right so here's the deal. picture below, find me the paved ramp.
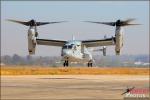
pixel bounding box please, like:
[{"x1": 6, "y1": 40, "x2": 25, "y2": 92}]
[{"x1": 1, "y1": 75, "x2": 149, "y2": 99}]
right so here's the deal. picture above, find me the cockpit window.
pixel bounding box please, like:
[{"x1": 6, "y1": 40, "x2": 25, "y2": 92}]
[
  {"x1": 68, "y1": 45, "x2": 73, "y2": 49},
  {"x1": 63, "y1": 45, "x2": 67, "y2": 49},
  {"x1": 63, "y1": 45, "x2": 73, "y2": 49}
]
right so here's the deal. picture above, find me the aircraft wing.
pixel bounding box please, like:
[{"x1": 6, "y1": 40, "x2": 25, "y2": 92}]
[
  {"x1": 82, "y1": 37, "x2": 116, "y2": 47},
  {"x1": 36, "y1": 39, "x2": 66, "y2": 47}
]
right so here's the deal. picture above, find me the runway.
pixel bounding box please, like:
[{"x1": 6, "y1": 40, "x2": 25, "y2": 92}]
[{"x1": 1, "y1": 75, "x2": 149, "y2": 100}]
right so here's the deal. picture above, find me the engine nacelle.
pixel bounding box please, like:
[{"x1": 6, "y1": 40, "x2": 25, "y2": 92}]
[
  {"x1": 115, "y1": 26, "x2": 123, "y2": 55},
  {"x1": 28, "y1": 28, "x2": 37, "y2": 55}
]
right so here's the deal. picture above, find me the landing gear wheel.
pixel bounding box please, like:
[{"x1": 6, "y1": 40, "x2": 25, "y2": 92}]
[
  {"x1": 87, "y1": 61, "x2": 93, "y2": 67},
  {"x1": 63, "y1": 62, "x2": 66, "y2": 67},
  {"x1": 90, "y1": 63, "x2": 93, "y2": 67},
  {"x1": 63, "y1": 61, "x2": 69, "y2": 67},
  {"x1": 66, "y1": 61, "x2": 69, "y2": 67},
  {"x1": 88, "y1": 63, "x2": 89, "y2": 67}
]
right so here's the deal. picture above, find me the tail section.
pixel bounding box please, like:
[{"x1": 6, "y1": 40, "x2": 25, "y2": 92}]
[{"x1": 72, "y1": 35, "x2": 75, "y2": 41}]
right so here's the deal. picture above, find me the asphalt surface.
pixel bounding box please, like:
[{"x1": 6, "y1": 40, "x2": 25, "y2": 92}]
[{"x1": 1, "y1": 75, "x2": 149, "y2": 100}]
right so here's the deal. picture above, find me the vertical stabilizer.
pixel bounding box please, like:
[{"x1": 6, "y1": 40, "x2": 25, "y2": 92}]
[{"x1": 72, "y1": 35, "x2": 75, "y2": 40}]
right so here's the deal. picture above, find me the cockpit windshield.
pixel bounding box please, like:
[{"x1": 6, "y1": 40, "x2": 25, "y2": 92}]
[
  {"x1": 68, "y1": 45, "x2": 73, "y2": 49},
  {"x1": 62, "y1": 45, "x2": 67, "y2": 49},
  {"x1": 63, "y1": 45, "x2": 73, "y2": 49}
]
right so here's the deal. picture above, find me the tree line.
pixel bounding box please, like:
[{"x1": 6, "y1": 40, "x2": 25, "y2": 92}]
[{"x1": 1, "y1": 54, "x2": 149, "y2": 67}]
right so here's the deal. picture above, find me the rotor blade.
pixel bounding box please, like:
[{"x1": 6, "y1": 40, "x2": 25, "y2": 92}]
[
  {"x1": 36, "y1": 22, "x2": 50, "y2": 26},
  {"x1": 121, "y1": 18, "x2": 140, "y2": 26},
  {"x1": 124, "y1": 18, "x2": 136, "y2": 23},
  {"x1": 36, "y1": 21, "x2": 67, "y2": 26},
  {"x1": 6, "y1": 19, "x2": 29, "y2": 26},
  {"x1": 49, "y1": 21, "x2": 67, "y2": 24},
  {"x1": 84, "y1": 21, "x2": 116, "y2": 26},
  {"x1": 123, "y1": 23, "x2": 141, "y2": 26}
]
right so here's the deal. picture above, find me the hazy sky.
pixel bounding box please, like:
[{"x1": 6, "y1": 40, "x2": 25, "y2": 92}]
[{"x1": 1, "y1": 1, "x2": 149, "y2": 56}]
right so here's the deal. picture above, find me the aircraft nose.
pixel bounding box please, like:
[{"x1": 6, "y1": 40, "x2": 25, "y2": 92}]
[{"x1": 63, "y1": 50, "x2": 71, "y2": 57}]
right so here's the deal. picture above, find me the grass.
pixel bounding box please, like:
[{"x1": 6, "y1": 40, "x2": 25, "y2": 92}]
[{"x1": 1, "y1": 66, "x2": 149, "y2": 75}]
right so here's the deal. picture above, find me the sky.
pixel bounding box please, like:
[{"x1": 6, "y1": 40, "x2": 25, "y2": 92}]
[{"x1": 1, "y1": 1, "x2": 149, "y2": 56}]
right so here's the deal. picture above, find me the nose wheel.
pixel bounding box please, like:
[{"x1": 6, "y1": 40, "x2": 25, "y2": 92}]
[
  {"x1": 87, "y1": 60, "x2": 93, "y2": 67},
  {"x1": 63, "y1": 60, "x2": 69, "y2": 67}
]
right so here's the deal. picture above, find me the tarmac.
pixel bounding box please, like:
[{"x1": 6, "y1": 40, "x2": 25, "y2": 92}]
[{"x1": 1, "y1": 75, "x2": 149, "y2": 100}]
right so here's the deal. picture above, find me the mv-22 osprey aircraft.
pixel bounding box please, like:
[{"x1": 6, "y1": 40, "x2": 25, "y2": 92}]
[{"x1": 7, "y1": 19, "x2": 140, "y2": 67}]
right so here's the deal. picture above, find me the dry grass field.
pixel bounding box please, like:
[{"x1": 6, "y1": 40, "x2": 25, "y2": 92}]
[{"x1": 1, "y1": 66, "x2": 149, "y2": 75}]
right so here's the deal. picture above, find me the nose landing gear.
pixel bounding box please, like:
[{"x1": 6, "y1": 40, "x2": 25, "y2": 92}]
[
  {"x1": 87, "y1": 60, "x2": 93, "y2": 67},
  {"x1": 63, "y1": 60, "x2": 69, "y2": 67}
]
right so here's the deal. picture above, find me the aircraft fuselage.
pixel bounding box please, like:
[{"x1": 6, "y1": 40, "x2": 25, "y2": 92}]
[{"x1": 61, "y1": 40, "x2": 92, "y2": 64}]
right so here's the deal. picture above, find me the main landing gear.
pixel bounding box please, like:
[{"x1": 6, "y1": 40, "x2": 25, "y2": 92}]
[
  {"x1": 63, "y1": 60, "x2": 69, "y2": 67},
  {"x1": 87, "y1": 60, "x2": 93, "y2": 67}
]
